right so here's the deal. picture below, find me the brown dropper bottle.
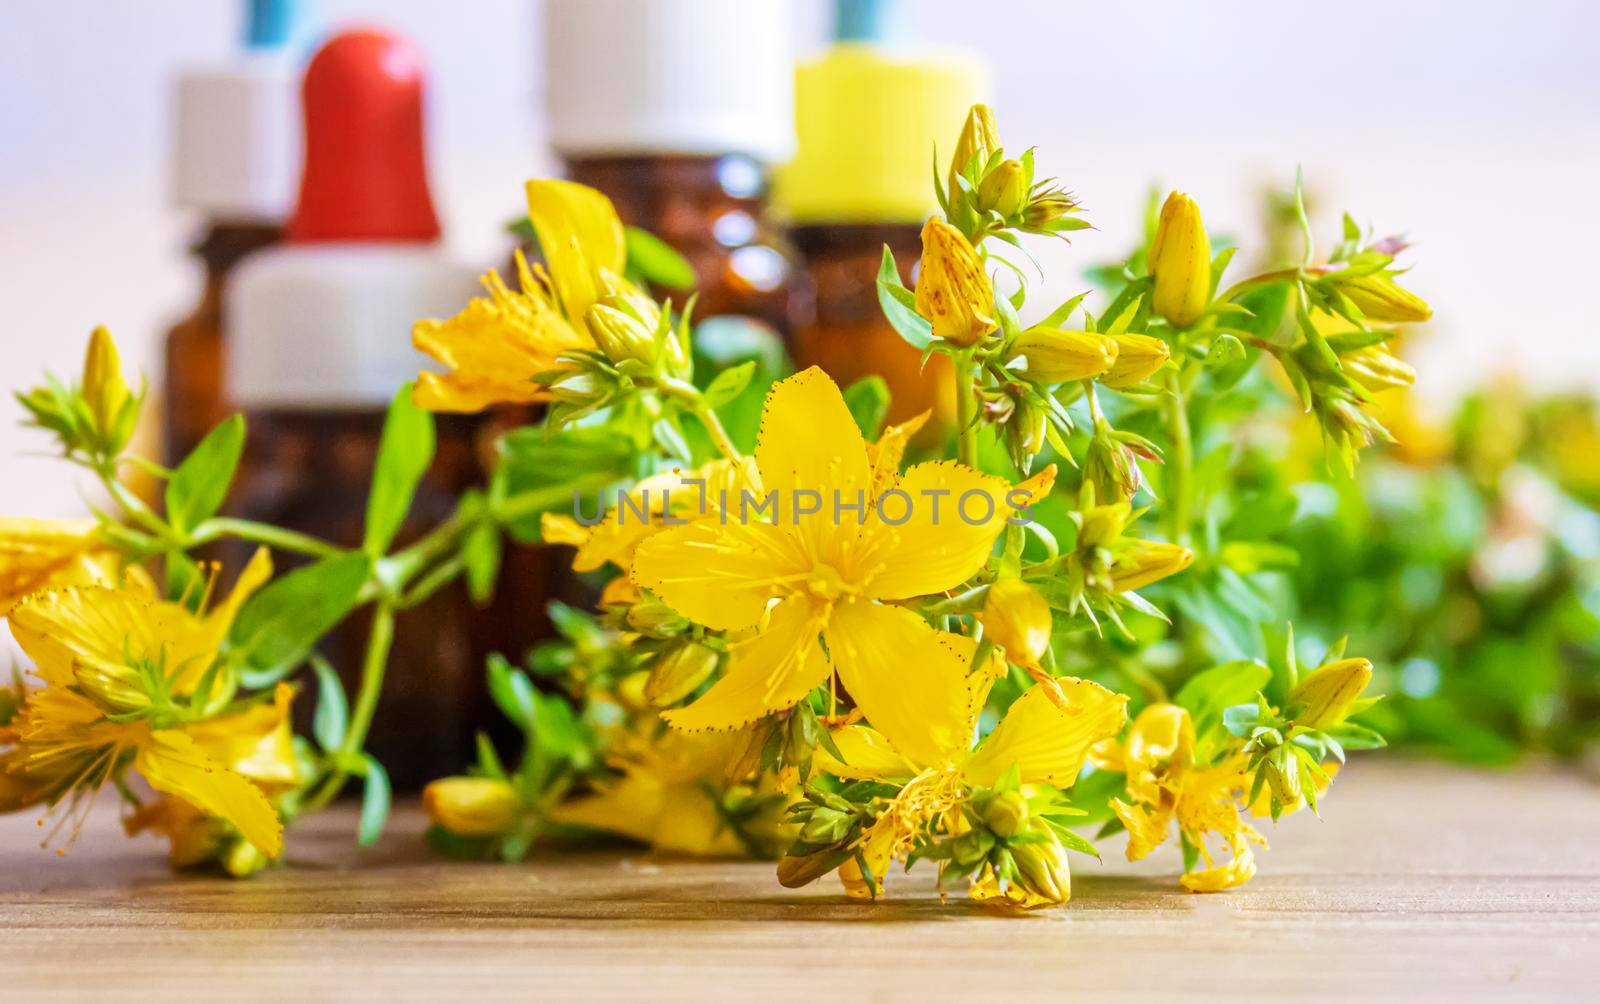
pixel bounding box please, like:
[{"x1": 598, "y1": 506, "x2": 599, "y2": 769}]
[
  {"x1": 223, "y1": 30, "x2": 486, "y2": 792},
  {"x1": 775, "y1": 2, "x2": 987, "y2": 430},
  {"x1": 162, "y1": 36, "x2": 301, "y2": 465},
  {"x1": 542, "y1": 0, "x2": 800, "y2": 339}
]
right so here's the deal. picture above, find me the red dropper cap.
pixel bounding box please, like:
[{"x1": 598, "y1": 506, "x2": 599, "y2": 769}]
[{"x1": 287, "y1": 29, "x2": 440, "y2": 242}]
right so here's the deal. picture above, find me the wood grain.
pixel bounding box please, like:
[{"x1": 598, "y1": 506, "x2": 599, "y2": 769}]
[{"x1": 0, "y1": 760, "x2": 1595, "y2": 1001}]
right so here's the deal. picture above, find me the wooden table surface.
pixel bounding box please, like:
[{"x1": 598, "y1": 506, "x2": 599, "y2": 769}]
[{"x1": 0, "y1": 760, "x2": 1595, "y2": 1001}]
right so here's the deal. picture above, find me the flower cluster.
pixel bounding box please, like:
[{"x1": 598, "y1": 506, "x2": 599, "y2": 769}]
[{"x1": 1, "y1": 103, "x2": 1428, "y2": 908}]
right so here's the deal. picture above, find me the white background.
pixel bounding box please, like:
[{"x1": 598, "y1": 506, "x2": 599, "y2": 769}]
[{"x1": 1, "y1": 0, "x2": 1597, "y2": 518}]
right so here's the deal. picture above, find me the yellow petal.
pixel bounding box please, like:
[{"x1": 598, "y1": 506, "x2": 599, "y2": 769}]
[
  {"x1": 184, "y1": 683, "x2": 300, "y2": 789},
  {"x1": 1111, "y1": 797, "x2": 1171, "y2": 861},
  {"x1": 1180, "y1": 836, "x2": 1258, "y2": 892},
  {"x1": 137, "y1": 730, "x2": 282, "y2": 858},
  {"x1": 411, "y1": 256, "x2": 589, "y2": 414},
  {"x1": 752, "y1": 367, "x2": 874, "y2": 566},
  {"x1": 0, "y1": 517, "x2": 111, "y2": 617},
  {"x1": 1121, "y1": 703, "x2": 1196, "y2": 806},
  {"x1": 661, "y1": 596, "x2": 831, "y2": 731},
  {"x1": 867, "y1": 411, "x2": 931, "y2": 497},
  {"x1": 964, "y1": 678, "x2": 1129, "y2": 788},
  {"x1": 857, "y1": 461, "x2": 1018, "y2": 600},
  {"x1": 812, "y1": 725, "x2": 919, "y2": 781},
  {"x1": 8, "y1": 586, "x2": 188, "y2": 693},
  {"x1": 525, "y1": 179, "x2": 626, "y2": 326},
  {"x1": 823, "y1": 601, "x2": 976, "y2": 768},
  {"x1": 631, "y1": 519, "x2": 807, "y2": 632}
]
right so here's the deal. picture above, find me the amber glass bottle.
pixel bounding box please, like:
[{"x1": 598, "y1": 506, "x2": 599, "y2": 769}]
[
  {"x1": 789, "y1": 223, "x2": 948, "y2": 426},
  {"x1": 223, "y1": 413, "x2": 483, "y2": 791},
  {"x1": 774, "y1": 12, "x2": 985, "y2": 431},
  {"x1": 566, "y1": 155, "x2": 798, "y2": 338},
  {"x1": 163, "y1": 222, "x2": 280, "y2": 465}
]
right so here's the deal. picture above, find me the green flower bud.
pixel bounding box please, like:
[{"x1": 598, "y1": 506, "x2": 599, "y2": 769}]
[
  {"x1": 1011, "y1": 838, "x2": 1072, "y2": 904},
  {"x1": 625, "y1": 598, "x2": 689, "y2": 638},
  {"x1": 977, "y1": 158, "x2": 1029, "y2": 218},
  {"x1": 982, "y1": 790, "x2": 1030, "y2": 838},
  {"x1": 644, "y1": 642, "x2": 720, "y2": 707}
]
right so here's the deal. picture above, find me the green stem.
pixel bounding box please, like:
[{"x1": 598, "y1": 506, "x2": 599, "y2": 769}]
[
  {"x1": 1164, "y1": 366, "x2": 1194, "y2": 545},
  {"x1": 955, "y1": 350, "x2": 979, "y2": 467},
  {"x1": 190, "y1": 517, "x2": 344, "y2": 559},
  {"x1": 301, "y1": 602, "x2": 395, "y2": 812},
  {"x1": 694, "y1": 403, "x2": 742, "y2": 462}
]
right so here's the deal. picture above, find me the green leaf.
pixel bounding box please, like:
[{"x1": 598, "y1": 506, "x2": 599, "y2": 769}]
[
  {"x1": 496, "y1": 427, "x2": 635, "y2": 543},
  {"x1": 165, "y1": 414, "x2": 244, "y2": 534},
  {"x1": 1175, "y1": 661, "x2": 1272, "y2": 745},
  {"x1": 462, "y1": 519, "x2": 502, "y2": 607},
  {"x1": 357, "y1": 755, "x2": 391, "y2": 847},
  {"x1": 487, "y1": 653, "x2": 536, "y2": 730},
  {"x1": 310, "y1": 655, "x2": 348, "y2": 752},
  {"x1": 230, "y1": 552, "x2": 372, "y2": 686},
  {"x1": 841, "y1": 376, "x2": 891, "y2": 438},
  {"x1": 702, "y1": 360, "x2": 756, "y2": 409},
  {"x1": 364, "y1": 385, "x2": 436, "y2": 555},
  {"x1": 625, "y1": 225, "x2": 696, "y2": 290},
  {"x1": 1038, "y1": 291, "x2": 1090, "y2": 330},
  {"x1": 875, "y1": 245, "x2": 934, "y2": 350}
]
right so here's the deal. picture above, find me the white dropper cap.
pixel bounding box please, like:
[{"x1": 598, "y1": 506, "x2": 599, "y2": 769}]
[
  {"x1": 170, "y1": 1, "x2": 305, "y2": 220},
  {"x1": 543, "y1": 0, "x2": 795, "y2": 162}
]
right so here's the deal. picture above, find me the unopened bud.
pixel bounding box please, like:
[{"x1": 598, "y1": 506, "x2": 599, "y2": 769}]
[
  {"x1": 422, "y1": 776, "x2": 521, "y2": 837},
  {"x1": 1110, "y1": 540, "x2": 1194, "y2": 592},
  {"x1": 82, "y1": 325, "x2": 133, "y2": 452},
  {"x1": 1011, "y1": 838, "x2": 1072, "y2": 904},
  {"x1": 643, "y1": 642, "x2": 720, "y2": 707},
  {"x1": 1084, "y1": 431, "x2": 1143, "y2": 504},
  {"x1": 1101, "y1": 334, "x2": 1171, "y2": 388},
  {"x1": 981, "y1": 790, "x2": 1029, "y2": 838},
  {"x1": 977, "y1": 158, "x2": 1029, "y2": 218},
  {"x1": 625, "y1": 599, "x2": 689, "y2": 638},
  {"x1": 549, "y1": 372, "x2": 603, "y2": 405},
  {"x1": 948, "y1": 104, "x2": 1000, "y2": 198},
  {"x1": 1341, "y1": 345, "x2": 1416, "y2": 394},
  {"x1": 1288, "y1": 657, "x2": 1373, "y2": 729},
  {"x1": 980, "y1": 578, "x2": 1052, "y2": 669},
  {"x1": 915, "y1": 218, "x2": 997, "y2": 347},
  {"x1": 1338, "y1": 274, "x2": 1431, "y2": 323},
  {"x1": 586, "y1": 303, "x2": 658, "y2": 365},
  {"x1": 1149, "y1": 191, "x2": 1211, "y2": 329},
  {"x1": 1011, "y1": 328, "x2": 1118, "y2": 383}
]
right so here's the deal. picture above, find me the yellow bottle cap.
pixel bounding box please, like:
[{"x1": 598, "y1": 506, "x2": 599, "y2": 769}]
[{"x1": 774, "y1": 44, "x2": 987, "y2": 225}]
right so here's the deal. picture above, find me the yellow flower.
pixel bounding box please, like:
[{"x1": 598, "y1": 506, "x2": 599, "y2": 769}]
[
  {"x1": 412, "y1": 179, "x2": 628, "y2": 413},
  {"x1": 1148, "y1": 191, "x2": 1212, "y2": 329},
  {"x1": 948, "y1": 104, "x2": 1000, "y2": 199},
  {"x1": 124, "y1": 683, "x2": 299, "y2": 871},
  {"x1": 1288, "y1": 657, "x2": 1373, "y2": 729},
  {"x1": 1101, "y1": 334, "x2": 1172, "y2": 388},
  {"x1": 541, "y1": 458, "x2": 757, "y2": 606},
  {"x1": 423, "y1": 776, "x2": 522, "y2": 837},
  {"x1": 552, "y1": 729, "x2": 785, "y2": 857},
  {"x1": 4, "y1": 550, "x2": 284, "y2": 858},
  {"x1": 1338, "y1": 273, "x2": 1431, "y2": 323},
  {"x1": 915, "y1": 218, "x2": 996, "y2": 347},
  {"x1": 1093, "y1": 704, "x2": 1263, "y2": 892},
  {"x1": 632, "y1": 367, "x2": 1054, "y2": 759},
  {"x1": 1009, "y1": 328, "x2": 1118, "y2": 383},
  {"x1": 815, "y1": 675, "x2": 1127, "y2": 902},
  {"x1": 0, "y1": 517, "x2": 115, "y2": 617}
]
